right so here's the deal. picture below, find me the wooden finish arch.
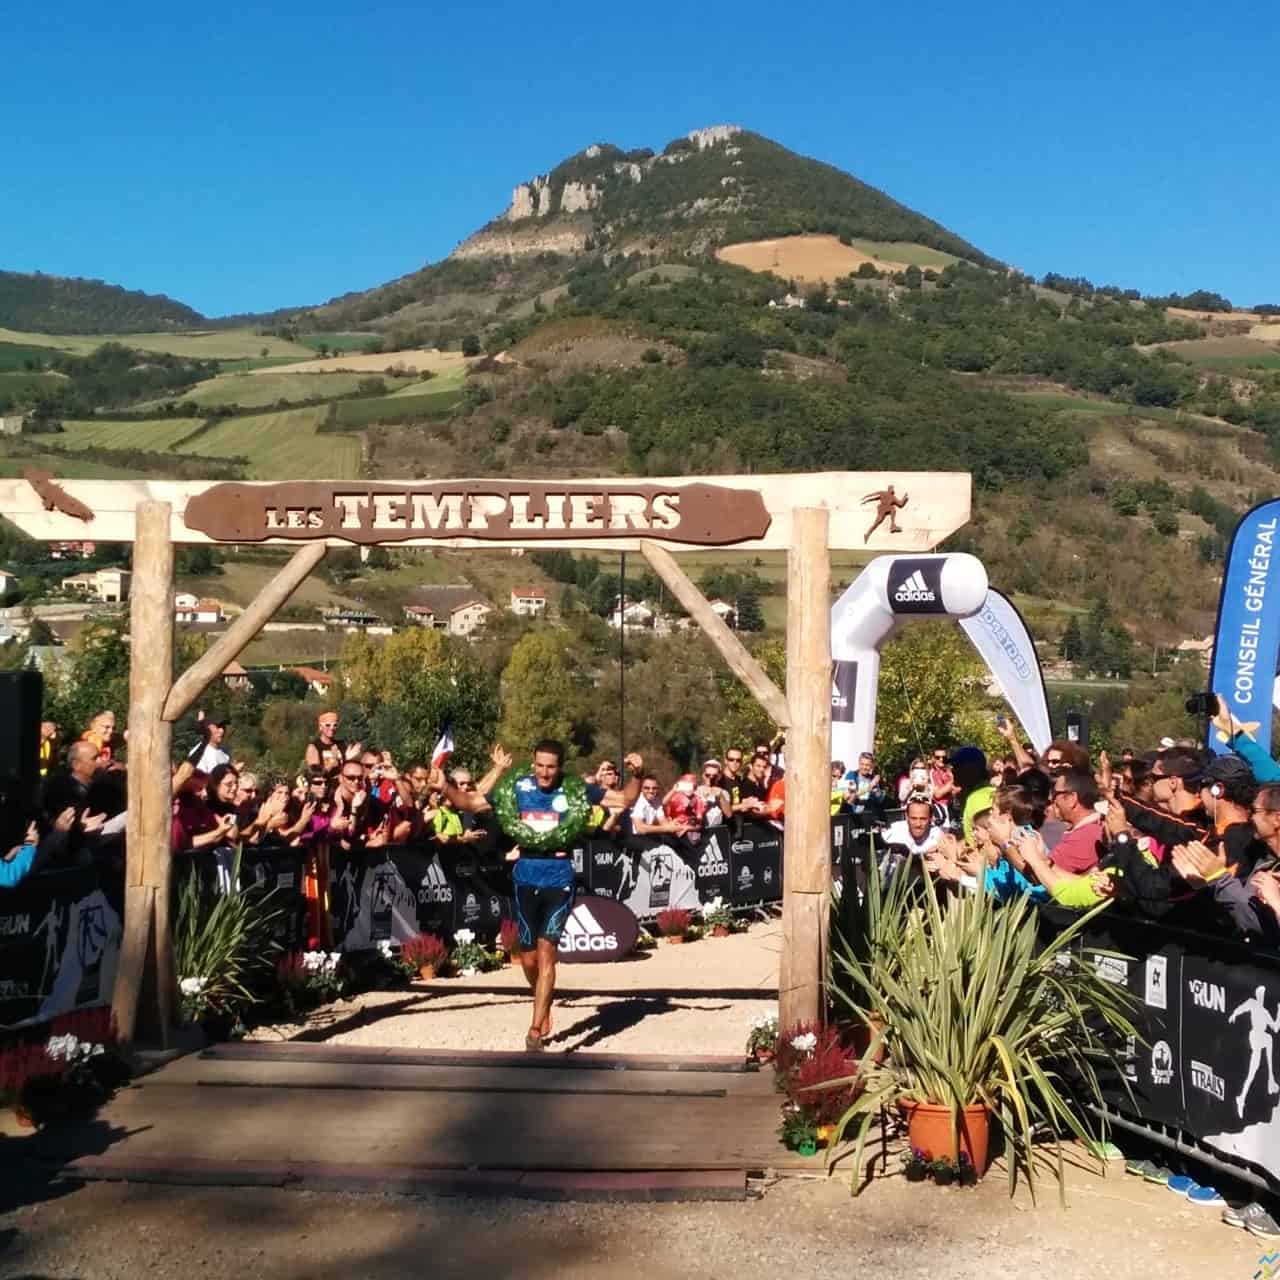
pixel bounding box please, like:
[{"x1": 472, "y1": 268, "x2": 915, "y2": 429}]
[{"x1": 0, "y1": 471, "x2": 970, "y2": 1043}]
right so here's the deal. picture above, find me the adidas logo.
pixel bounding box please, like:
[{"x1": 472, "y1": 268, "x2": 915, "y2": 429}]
[
  {"x1": 893, "y1": 569, "x2": 936, "y2": 604},
  {"x1": 558, "y1": 904, "x2": 618, "y2": 953},
  {"x1": 698, "y1": 846, "x2": 729, "y2": 878},
  {"x1": 417, "y1": 860, "x2": 453, "y2": 905}
]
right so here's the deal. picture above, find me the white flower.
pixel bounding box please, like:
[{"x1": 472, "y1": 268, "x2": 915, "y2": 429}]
[
  {"x1": 46, "y1": 1033, "x2": 79, "y2": 1062},
  {"x1": 705, "y1": 896, "x2": 723, "y2": 912},
  {"x1": 454, "y1": 929, "x2": 476, "y2": 946},
  {"x1": 180, "y1": 977, "x2": 208, "y2": 996},
  {"x1": 459, "y1": 966, "x2": 479, "y2": 977},
  {"x1": 750, "y1": 1011, "x2": 779, "y2": 1032},
  {"x1": 376, "y1": 940, "x2": 393, "y2": 958},
  {"x1": 789, "y1": 1032, "x2": 818, "y2": 1054}
]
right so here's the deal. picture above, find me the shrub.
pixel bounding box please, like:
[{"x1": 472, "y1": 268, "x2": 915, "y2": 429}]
[
  {"x1": 499, "y1": 919, "x2": 521, "y2": 953},
  {"x1": 656, "y1": 908, "x2": 691, "y2": 937},
  {"x1": 403, "y1": 933, "x2": 449, "y2": 971}
]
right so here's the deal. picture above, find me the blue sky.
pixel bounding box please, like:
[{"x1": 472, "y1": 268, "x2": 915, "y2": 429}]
[{"x1": 4, "y1": 0, "x2": 1276, "y2": 316}]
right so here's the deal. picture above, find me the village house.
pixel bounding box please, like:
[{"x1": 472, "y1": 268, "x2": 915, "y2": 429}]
[
  {"x1": 322, "y1": 605, "x2": 382, "y2": 631},
  {"x1": 1175, "y1": 635, "x2": 1214, "y2": 669},
  {"x1": 0, "y1": 568, "x2": 17, "y2": 601},
  {"x1": 609, "y1": 599, "x2": 655, "y2": 630},
  {"x1": 49, "y1": 541, "x2": 97, "y2": 559},
  {"x1": 61, "y1": 567, "x2": 131, "y2": 603},
  {"x1": 292, "y1": 666, "x2": 335, "y2": 696},
  {"x1": 403, "y1": 587, "x2": 493, "y2": 637},
  {"x1": 509, "y1": 586, "x2": 547, "y2": 617},
  {"x1": 221, "y1": 659, "x2": 252, "y2": 692},
  {"x1": 174, "y1": 592, "x2": 226, "y2": 624}
]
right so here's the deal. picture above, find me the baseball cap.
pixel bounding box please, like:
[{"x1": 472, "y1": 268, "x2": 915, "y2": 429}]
[
  {"x1": 702, "y1": 758, "x2": 721, "y2": 770},
  {"x1": 1200, "y1": 755, "x2": 1254, "y2": 788}
]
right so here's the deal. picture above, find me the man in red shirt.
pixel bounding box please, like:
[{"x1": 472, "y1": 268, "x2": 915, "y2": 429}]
[{"x1": 1046, "y1": 770, "x2": 1103, "y2": 873}]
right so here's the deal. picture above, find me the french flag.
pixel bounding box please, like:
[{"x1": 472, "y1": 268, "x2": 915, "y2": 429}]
[{"x1": 431, "y1": 724, "x2": 455, "y2": 769}]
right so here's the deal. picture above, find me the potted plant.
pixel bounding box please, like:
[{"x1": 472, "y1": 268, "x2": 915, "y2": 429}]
[
  {"x1": 656, "y1": 908, "x2": 691, "y2": 943},
  {"x1": 829, "y1": 863, "x2": 1137, "y2": 1198},
  {"x1": 499, "y1": 919, "x2": 522, "y2": 965},
  {"x1": 746, "y1": 1011, "x2": 779, "y2": 1063},
  {"x1": 778, "y1": 1104, "x2": 818, "y2": 1156},
  {"x1": 450, "y1": 928, "x2": 487, "y2": 976},
  {"x1": 402, "y1": 932, "x2": 448, "y2": 980},
  {"x1": 902, "y1": 1147, "x2": 930, "y2": 1183},
  {"x1": 702, "y1": 897, "x2": 733, "y2": 937}
]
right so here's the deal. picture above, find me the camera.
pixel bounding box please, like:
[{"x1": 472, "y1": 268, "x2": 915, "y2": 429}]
[{"x1": 1184, "y1": 692, "x2": 1219, "y2": 718}]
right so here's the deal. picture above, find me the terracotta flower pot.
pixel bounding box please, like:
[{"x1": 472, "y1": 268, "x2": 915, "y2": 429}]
[
  {"x1": 711, "y1": 925, "x2": 731, "y2": 937},
  {"x1": 666, "y1": 933, "x2": 686, "y2": 944},
  {"x1": 418, "y1": 964, "x2": 437, "y2": 981},
  {"x1": 753, "y1": 1046, "x2": 775, "y2": 1064},
  {"x1": 849, "y1": 1013, "x2": 887, "y2": 1066},
  {"x1": 898, "y1": 1101, "x2": 991, "y2": 1177}
]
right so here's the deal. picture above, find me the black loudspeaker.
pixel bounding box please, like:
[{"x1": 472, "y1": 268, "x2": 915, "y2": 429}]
[
  {"x1": 0, "y1": 669, "x2": 43, "y2": 794},
  {"x1": 1065, "y1": 709, "x2": 1089, "y2": 751}
]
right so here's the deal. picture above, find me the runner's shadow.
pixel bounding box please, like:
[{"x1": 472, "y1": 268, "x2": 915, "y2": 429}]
[{"x1": 548, "y1": 996, "x2": 732, "y2": 1053}]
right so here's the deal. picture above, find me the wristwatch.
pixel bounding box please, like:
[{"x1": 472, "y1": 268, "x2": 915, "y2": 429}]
[{"x1": 1110, "y1": 831, "x2": 1133, "y2": 848}]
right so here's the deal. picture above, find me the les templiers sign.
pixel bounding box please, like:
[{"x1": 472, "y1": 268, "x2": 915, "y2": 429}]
[{"x1": 183, "y1": 481, "x2": 772, "y2": 546}]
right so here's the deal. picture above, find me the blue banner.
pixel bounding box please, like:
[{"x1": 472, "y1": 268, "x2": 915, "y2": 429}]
[{"x1": 1210, "y1": 500, "x2": 1280, "y2": 755}]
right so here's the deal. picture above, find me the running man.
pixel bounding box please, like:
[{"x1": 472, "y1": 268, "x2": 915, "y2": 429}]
[
  {"x1": 861, "y1": 485, "x2": 909, "y2": 542},
  {"x1": 436, "y1": 740, "x2": 643, "y2": 1050},
  {"x1": 1229, "y1": 984, "x2": 1280, "y2": 1118}
]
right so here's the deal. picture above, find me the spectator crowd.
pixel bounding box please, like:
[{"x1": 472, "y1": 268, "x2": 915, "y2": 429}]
[{"x1": 6, "y1": 695, "x2": 1280, "y2": 950}]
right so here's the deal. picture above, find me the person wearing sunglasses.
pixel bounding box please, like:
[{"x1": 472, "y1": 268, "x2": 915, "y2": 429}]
[{"x1": 695, "y1": 760, "x2": 732, "y2": 828}]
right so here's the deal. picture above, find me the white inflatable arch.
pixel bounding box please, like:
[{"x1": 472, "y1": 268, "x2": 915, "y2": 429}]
[{"x1": 830, "y1": 554, "x2": 1052, "y2": 764}]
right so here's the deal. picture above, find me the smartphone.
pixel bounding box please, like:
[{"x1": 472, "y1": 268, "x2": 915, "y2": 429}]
[{"x1": 996, "y1": 715, "x2": 1008, "y2": 730}]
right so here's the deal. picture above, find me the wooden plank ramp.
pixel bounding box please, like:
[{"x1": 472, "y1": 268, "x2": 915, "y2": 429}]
[{"x1": 20, "y1": 1043, "x2": 827, "y2": 1200}]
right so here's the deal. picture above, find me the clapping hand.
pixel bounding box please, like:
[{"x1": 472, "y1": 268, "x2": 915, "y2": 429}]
[
  {"x1": 1249, "y1": 868, "x2": 1280, "y2": 915},
  {"x1": 54, "y1": 806, "x2": 77, "y2": 833},
  {"x1": 624, "y1": 751, "x2": 644, "y2": 775},
  {"x1": 1104, "y1": 797, "x2": 1130, "y2": 838},
  {"x1": 491, "y1": 744, "x2": 513, "y2": 771},
  {"x1": 81, "y1": 811, "x2": 107, "y2": 834},
  {"x1": 1171, "y1": 840, "x2": 1226, "y2": 887}
]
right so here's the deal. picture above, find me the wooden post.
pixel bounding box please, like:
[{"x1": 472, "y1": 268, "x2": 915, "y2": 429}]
[
  {"x1": 112, "y1": 501, "x2": 175, "y2": 1046},
  {"x1": 640, "y1": 540, "x2": 790, "y2": 729},
  {"x1": 164, "y1": 542, "x2": 327, "y2": 722},
  {"x1": 779, "y1": 507, "x2": 831, "y2": 1030}
]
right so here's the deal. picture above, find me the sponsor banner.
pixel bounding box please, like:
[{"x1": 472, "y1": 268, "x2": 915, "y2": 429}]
[
  {"x1": 1082, "y1": 942, "x2": 1184, "y2": 1126},
  {"x1": 238, "y1": 847, "x2": 309, "y2": 955},
  {"x1": 886, "y1": 558, "x2": 946, "y2": 615},
  {"x1": 330, "y1": 847, "x2": 513, "y2": 950},
  {"x1": 958, "y1": 589, "x2": 1053, "y2": 752},
  {"x1": 556, "y1": 896, "x2": 639, "y2": 964},
  {"x1": 728, "y1": 824, "x2": 783, "y2": 906},
  {"x1": 1210, "y1": 499, "x2": 1280, "y2": 755},
  {"x1": 0, "y1": 864, "x2": 124, "y2": 1030},
  {"x1": 831, "y1": 660, "x2": 857, "y2": 724}
]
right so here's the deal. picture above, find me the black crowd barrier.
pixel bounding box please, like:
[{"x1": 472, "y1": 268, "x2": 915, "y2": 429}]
[
  {"x1": 0, "y1": 861, "x2": 125, "y2": 1030},
  {"x1": 1069, "y1": 913, "x2": 1280, "y2": 1194}
]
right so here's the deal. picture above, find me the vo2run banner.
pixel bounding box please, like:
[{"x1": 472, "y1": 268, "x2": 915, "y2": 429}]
[
  {"x1": 1210, "y1": 499, "x2": 1280, "y2": 755},
  {"x1": 0, "y1": 864, "x2": 124, "y2": 1029},
  {"x1": 1082, "y1": 932, "x2": 1280, "y2": 1190}
]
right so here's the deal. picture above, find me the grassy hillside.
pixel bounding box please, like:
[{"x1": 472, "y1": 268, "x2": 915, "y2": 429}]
[
  {"x1": 0, "y1": 325, "x2": 313, "y2": 360},
  {"x1": 51, "y1": 416, "x2": 207, "y2": 451},
  {"x1": 174, "y1": 405, "x2": 362, "y2": 478},
  {"x1": 0, "y1": 270, "x2": 203, "y2": 333}
]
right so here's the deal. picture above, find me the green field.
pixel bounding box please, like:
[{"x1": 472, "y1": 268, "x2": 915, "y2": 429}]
[
  {"x1": 330, "y1": 386, "x2": 463, "y2": 427},
  {"x1": 0, "y1": 325, "x2": 315, "y2": 360},
  {"x1": 0, "y1": 370, "x2": 66, "y2": 397},
  {"x1": 49, "y1": 417, "x2": 206, "y2": 451},
  {"x1": 845, "y1": 239, "x2": 962, "y2": 270},
  {"x1": 386, "y1": 367, "x2": 466, "y2": 397},
  {"x1": 176, "y1": 406, "x2": 361, "y2": 478},
  {"x1": 296, "y1": 332, "x2": 381, "y2": 353},
  {"x1": 140, "y1": 370, "x2": 412, "y2": 411},
  {"x1": 1011, "y1": 391, "x2": 1131, "y2": 415},
  {"x1": 0, "y1": 449, "x2": 143, "y2": 479}
]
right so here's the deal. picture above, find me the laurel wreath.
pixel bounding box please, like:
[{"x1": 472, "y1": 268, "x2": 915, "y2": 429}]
[{"x1": 493, "y1": 762, "x2": 592, "y2": 854}]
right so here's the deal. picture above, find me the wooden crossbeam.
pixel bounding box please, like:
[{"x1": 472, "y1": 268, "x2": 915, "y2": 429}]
[
  {"x1": 163, "y1": 542, "x2": 327, "y2": 722},
  {"x1": 639, "y1": 540, "x2": 790, "y2": 729}
]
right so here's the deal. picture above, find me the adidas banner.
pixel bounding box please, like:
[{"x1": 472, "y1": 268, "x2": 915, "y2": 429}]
[{"x1": 557, "y1": 897, "x2": 639, "y2": 964}]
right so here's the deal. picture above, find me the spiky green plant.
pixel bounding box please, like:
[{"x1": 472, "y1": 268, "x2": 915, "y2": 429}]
[
  {"x1": 173, "y1": 848, "x2": 284, "y2": 1020},
  {"x1": 828, "y1": 865, "x2": 1138, "y2": 1201}
]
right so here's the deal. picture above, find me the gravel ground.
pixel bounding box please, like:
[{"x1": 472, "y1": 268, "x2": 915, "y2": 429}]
[
  {"x1": 0, "y1": 1155, "x2": 1261, "y2": 1279},
  {"x1": 248, "y1": 920, "x2": 783, "y2": 1056}
]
